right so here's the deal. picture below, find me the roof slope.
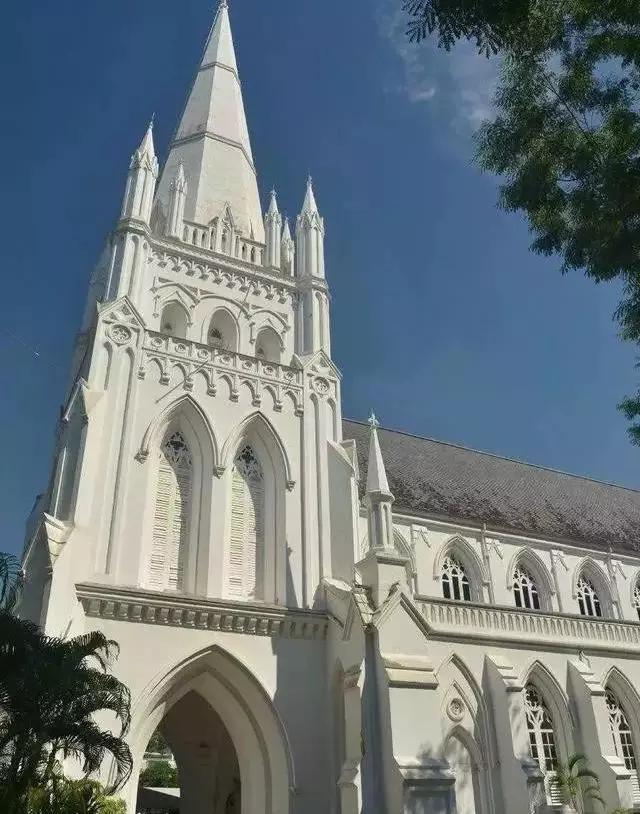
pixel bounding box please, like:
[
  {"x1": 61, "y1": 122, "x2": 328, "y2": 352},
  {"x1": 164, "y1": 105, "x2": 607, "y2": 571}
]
[{"x1": 343, "y1": 420, "x2": 640, "y2": 554}]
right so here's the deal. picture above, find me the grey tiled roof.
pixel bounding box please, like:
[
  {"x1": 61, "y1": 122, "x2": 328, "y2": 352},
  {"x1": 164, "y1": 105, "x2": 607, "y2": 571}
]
[{"x1": 343, "y1": 420, "x2": 640, "y2": 554}]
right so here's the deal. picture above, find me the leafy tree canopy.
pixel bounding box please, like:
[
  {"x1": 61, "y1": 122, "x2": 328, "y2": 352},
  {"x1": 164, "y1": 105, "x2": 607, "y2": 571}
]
[
  {"x1": 139, "y1": 760, "x2": 179, "y2": 789},
  {"x1": 0, "y1": 553, "x2": 133, "y2": 814},
  {"x1": 403, "y1": 0, "x2": 640, "y2": 440}
]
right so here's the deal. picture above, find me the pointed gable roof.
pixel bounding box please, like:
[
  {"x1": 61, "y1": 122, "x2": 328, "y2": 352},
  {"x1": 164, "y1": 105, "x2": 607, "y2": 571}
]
[{"x1": 155, "y1": 1, "x2": 264, "y2": 242}]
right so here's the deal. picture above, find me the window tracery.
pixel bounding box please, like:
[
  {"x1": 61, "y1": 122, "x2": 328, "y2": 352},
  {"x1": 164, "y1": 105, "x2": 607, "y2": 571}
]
[
  {"x1": 524, "y1": 685, "x2": 558, "y2": 774},
  {"x1": 577, "y1": 575, "x2": 602, "y2": 617},
  {"x1": 208, "y1": 327, "x2": 224, "y2": 348},
  {"x1": 228, "y1": 445, "x2": 265, "y2": 600},
  {"x1": 148, "y1": 431, "x2": 192, "y2": 592},
  {"x1": 606, "y1": 689, "x2": 640, "y2": 802},
  {"x1": 513, "y1": 565, "x2": 540, "y2": 610},
  {"x1": 441, "y1": 555, "x2": 471, "y2": 602}
]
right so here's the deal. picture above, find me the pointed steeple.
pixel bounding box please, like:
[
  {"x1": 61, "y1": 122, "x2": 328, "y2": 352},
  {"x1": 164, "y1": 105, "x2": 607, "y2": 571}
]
[
  {"x1": 132, "y1": 118, "x2": 157, "y2": 170},
  {"x1": 366, "y1": 414, "x2": 391, "y2": 497},
  {"x1": 121, "y1": 118, "x2": 158, "y2": 223},
  {"x1": 302, "y1": 175, "x2": 319, "y2": 215},
  {"x1": 155, "y1": 1, "x2": 264, "y2": 242},
  {"x1": 296, "y1": 175, "x2": 325, "y2": 279},
  {"x1": 267, "y1": 188, "x2": 279, "y2": 216},
  {"x1": 365, "y1": 413, "x2": 395, "y2": 552},
  {"x1": 264, "y1": 189, "x2": 282, "y2": 269}
]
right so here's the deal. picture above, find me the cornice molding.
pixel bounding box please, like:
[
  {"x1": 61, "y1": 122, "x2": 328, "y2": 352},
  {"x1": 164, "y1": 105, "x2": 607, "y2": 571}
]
[{"x1": 76, "y1": 583, "x2": 329, "y2": 641}]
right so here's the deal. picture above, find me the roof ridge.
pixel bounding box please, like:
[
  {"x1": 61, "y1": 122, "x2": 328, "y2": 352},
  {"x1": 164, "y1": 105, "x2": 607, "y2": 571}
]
[{"x1": 343, "y1": 418, "x2": 640, "y2": 496}]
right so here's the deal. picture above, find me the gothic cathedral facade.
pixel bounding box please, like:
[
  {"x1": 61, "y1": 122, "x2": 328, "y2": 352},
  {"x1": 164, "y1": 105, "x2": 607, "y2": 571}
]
[{"x1": 19, "y1": 3, "x2": 640, "y2": 813}]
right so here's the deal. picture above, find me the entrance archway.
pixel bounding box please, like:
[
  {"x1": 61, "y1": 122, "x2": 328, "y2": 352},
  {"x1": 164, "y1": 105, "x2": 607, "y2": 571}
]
[
  {"x1": 136, "y1": 690, "x2": 240, "y2": 814},
  {"x1": 121, "y1": 646, "x2": 294, "y2": 814}
]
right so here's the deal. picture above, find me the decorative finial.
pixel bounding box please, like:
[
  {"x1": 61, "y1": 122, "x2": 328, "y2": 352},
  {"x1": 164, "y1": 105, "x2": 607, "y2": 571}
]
[
  {"x1": 220, "y1": 0, "x2": 228, "y2": 7},
  {"x1": 307, "y1": 173, "x2": 313, "y2": 186},
  {"x1": 149, "y1": 112, "x2": 155, "y2": 130},
  {"x1": 368, "y1": 412, "x2": 380, "y2": 430},
  {"x1": 270, "y1": 188, "x2": 277, "y2": 198}
]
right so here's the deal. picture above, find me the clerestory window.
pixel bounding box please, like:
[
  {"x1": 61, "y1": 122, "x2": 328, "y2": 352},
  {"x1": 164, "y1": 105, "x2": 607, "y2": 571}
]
[
  {"x1": 441, "y1": 555, "x2": 471, "y2": 602},
  {"x1": 577, "y1": 575, "x2": 602, "y2": 618},
  {"x1": 513, "y1": 565, "x2": 541, "y2": 610}
]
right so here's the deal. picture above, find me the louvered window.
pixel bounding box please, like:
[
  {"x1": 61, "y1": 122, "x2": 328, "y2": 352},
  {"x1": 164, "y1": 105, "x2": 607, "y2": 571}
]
[
  {"x1": 228, "y1": 445, "x2": 264, "y2": 600},
  {"x1": 525, "y1": 683, "x2": 561, "y2": 805},
  {"x1": 607, "y1": 690, "x2": 640, "y2": 804},
  {"x1": 441, "y1": 555, "x2": 471, "y2": 602},
  {"x1": 148, "y1": 432, "x2": 192, "y2": 592}
]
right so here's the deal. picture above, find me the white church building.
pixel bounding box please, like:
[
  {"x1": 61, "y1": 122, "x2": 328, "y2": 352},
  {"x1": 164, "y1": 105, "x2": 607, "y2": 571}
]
[{"x1": 18, "y1": 2, "x2": 640, "y2": 812}]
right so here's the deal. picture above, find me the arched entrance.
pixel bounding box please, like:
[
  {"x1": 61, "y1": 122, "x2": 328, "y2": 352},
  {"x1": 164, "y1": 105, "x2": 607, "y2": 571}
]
[
  {"x1": 121, "y1": 646, "x2": 294, "y2": 814},
  {"x1": 136, "y1": 690, "x2": 240, "y2": 814}
]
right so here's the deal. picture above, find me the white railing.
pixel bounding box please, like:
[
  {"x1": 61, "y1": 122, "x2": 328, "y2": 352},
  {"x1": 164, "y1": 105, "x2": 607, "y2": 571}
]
[
  {"x1": 140, "y1": 331, "x2": 302, "y2": 409},
  {"x1": 417, "y1": 596, "x2": 640, "y2": 652}
]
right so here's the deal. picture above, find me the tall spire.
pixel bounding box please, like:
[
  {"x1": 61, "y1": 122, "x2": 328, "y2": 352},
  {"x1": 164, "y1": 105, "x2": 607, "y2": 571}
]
[
  {"x1": 155, "y1": 1, "x2": 264, "y2": 242},
  {"x1": 264, "y1": 189, "x2": 282, "y2": 269},
  {"x1": 366, "y1": 414, "x2": 392, "y2": 498},
  {"x1": 365, "y1": 413, "x2": 395, "y2": 552},
  {"x1": 302, "y1": 175, "x2": 319, "y2": 215},
  {"x1": 121, "y1": 119, "x2": 158, "y2": 223}
]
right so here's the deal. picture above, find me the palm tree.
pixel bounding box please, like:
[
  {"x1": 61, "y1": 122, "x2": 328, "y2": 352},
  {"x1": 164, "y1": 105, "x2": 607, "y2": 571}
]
[
  {"x1": 554, "y1": 753, "x2": 606, "y2": 812},
  {"x1": 0, "y1": 552, "x2": 133, "y2": 813}
]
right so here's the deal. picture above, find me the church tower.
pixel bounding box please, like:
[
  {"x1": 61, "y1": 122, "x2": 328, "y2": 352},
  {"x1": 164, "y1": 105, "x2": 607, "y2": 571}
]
[{"x1": 20, "y1": 0, "x2": 357, "y2": 637}]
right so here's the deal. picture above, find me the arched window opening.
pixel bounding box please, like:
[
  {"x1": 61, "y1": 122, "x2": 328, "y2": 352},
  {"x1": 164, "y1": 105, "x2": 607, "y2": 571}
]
[
  {"x1": 607, "y1": 690, "x2": 640, "y2": 803},
  {"x1": 441, "y1": 555, "x2": 471, "y2": 602},
  {"x1": 148, "y1": 431, "x2": 192, "y2": 592},
  {"x1": 525, "y1": 684, "x2": 562, "y2": 803},
  {"x1": 209, "y1": 327, "x2": 223, "y2": 347},
  {"x1": 207, "y1": 310, "x2": 238, "y2": 352},
  {"x1": 255, "y1": 327, "x2": 281, "y2": 364},
  {"x1": 221, "y1": 229, "x2": 228, "y2": 253},
  {"x1": 228, "y1": 445, "x2": 265, "y2": 600},
  {"x1": 513, "y1": 565, "x2": 540, "y2": 610},
  {"x1": 577, "y1": 575, "x2": 602, "y2": 617},
  {"x1": 633, "y1": 580, "x2": 640, "y2": 621},
  {"x1": 160, "y1": 302, "x2": 188, "y2": 340}
]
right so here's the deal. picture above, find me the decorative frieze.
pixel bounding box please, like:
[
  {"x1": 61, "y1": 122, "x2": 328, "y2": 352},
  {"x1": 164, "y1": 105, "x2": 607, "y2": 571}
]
[
  {"x1": 76, "y1": 583, "x2": 329, "y2": 640},
  {"x1": 138, "y1": 330, "x2": 303, "y2": 414},
  {"x1": 149, "y1": 246, "x2": 297, "y2": 307}
]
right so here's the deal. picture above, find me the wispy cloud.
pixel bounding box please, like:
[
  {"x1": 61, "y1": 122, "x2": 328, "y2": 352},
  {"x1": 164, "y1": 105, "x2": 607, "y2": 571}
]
[{"x1": 376, "y1": 1, "x2": 499, "y2": 135}]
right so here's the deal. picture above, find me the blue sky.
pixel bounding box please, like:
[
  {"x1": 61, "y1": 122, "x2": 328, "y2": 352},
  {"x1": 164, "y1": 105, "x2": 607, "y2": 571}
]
[{"x1": 1, "y1": 0, "x2": 638, "y2": 556}]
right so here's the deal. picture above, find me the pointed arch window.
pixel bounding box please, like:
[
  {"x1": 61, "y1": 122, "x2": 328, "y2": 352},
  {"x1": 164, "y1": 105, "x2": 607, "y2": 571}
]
[
  {"x1": 441, "y1": 555, "x2": 471, "y2": 602},
  {"x1": 513, "y1": 565, "x2": 540, "y2": 610},
  {"x1": 577, "y1": 575, "x2": 602, "y2": 617},
  {"x1": 148, "y1": 431, "x2": 192, "y2": 592},
  {"x1": 525, "y1": 685, "x2": 558, "y2": 774},
  {"x1": 606, "y1": 690, "x2": 640, "y2": 802},
  {"x1": 633, "y1": 580, "x2": 640, "y2": 621},
  {"x1": 228, "y1": 445, "x2": 265, "y2": 600}
]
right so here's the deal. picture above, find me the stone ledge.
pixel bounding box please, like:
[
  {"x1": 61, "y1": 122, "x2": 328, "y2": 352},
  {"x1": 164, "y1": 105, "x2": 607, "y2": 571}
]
[{"x1": 76, "y1": 583, "x2": 329, "y2": 641}]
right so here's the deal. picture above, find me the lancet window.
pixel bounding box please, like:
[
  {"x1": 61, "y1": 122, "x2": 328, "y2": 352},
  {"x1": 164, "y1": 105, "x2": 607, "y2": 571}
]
[
  {"x1": 607, "y1": 690, "x2": 640, "y2": 802},
  {"x1": 441, "y1": 555, "x2": 471, "y2": 602},
  {"x1": 228, "y1": 445, "x2": 265, "y2": 600},
  {"x1": 513, "y1": 565, "x2": 541, "y2": 610},
  {"x1": 148, "y1": 431, "x2": 192, "y2": 592},
  {"x1": 525, "y1": 685, "x2": 558, "y2": 773},
  {"x1": 525, "y1": 684, "x2": 561, "y2": 803},
  {"x1": 577, "y1": 575, "x2": 602, "y2": 618}
]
